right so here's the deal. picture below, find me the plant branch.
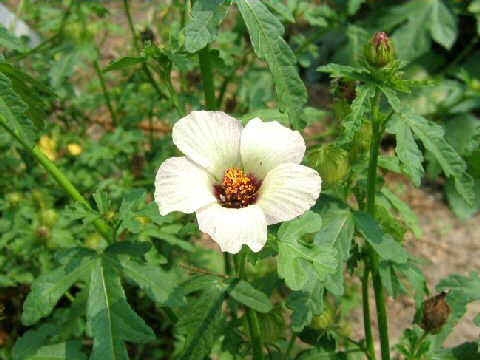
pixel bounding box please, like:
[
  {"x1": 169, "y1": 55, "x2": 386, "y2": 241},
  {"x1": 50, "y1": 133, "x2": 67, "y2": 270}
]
[
  {"x1": 0, "y1": 120, "x2": 113, "y2": 243},
  {"x1": 362, "y1": 265, "x2": 376, "y2": 360},
  {"x1": 236, "y1": 251, "x2": 263, "y2": 360},
  {"x1": 94, "y1": 59, "x2": 118, "y2": 126},
  {"x1": 281, "y1": 332, "x2": 297, "y2": 360},
  {"x1": 198, "y1": 46, "x2": 217, "y2": 110},
  {"x1": 366, "y1": 90, "x2": 390, "y2": 360}
]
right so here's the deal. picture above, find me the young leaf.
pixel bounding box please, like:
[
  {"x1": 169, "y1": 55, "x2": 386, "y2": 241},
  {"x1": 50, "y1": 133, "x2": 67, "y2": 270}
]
[
  {"x1": 435, "y1": 272, "x2": 480, "y2": 346},
  {"x1": 322, "y1": 212, "x2": 354, "y2": 296},
  {"x1": 399, "y1": 109, "x2": 474, "y2": 205},
  {"x1": 378, "y1": 0, "x2": 457, "y2": 61},
  {"x1": 0, "y1": 72, "x2": 36, "y2": 148},
  {"x1": 339, "y1": 83, "x2": 376, "y2": 145},
  {"x1": 87, "y1": 257, "x2": 155, "y2": 360},
  {"x1": 177, "y1": 287, "x2": 226, "y2": 360},
  {"x1": 63, "y1": 202, "x2": 100, "y2": 224},
  {"x1": 22, "y1": 342, "x2": 86, "y2": 360},
  {"x1": 237, "y1": 0, "x2": 307, "y2": 128},
  {"x1": 353, "y1": 211, "x2": 408, "y2": 264},
  {"x1": 0, "y1": 25, "x2": 26, "y2": 51},
  {"x1": 277, "y1": 212, "x2": 337, "y2": 291},
  {"x1": 103, "y1": 57, "x2": 144, "y2": 73},
  {"x1": 388, "y1": 116, "x2": 425, "y2": 187},
  {"x1": 119, "y1": 188, "x2": 147, "y2": 233},
  {"x1": 184, "y1": 0, "x2": 230, "y2": 53},
  {"x1": 225, "y1": 278, "x2": 273, "y2": 313},
  {"x1": 12, "y1": 324, "x2": 57, "y2": 360},
  {"x1": 22, "y1": 248, "x2": 96, "y2": 325},
  {"x1": 111, "y1": 255, "x2": 186, "y2": 307},
  {"x1": 381, "y1": 187, "x2": 422, "y2": 237},
  {"x1": 286, "y1": 268, "x2": 324, "y2": 332}
]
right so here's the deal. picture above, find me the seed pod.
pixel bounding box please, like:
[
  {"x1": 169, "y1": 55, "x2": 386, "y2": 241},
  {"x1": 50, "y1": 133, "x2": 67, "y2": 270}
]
[
  {"x1": 311, "y1": 302, "x2": 336, "y2": 331},
  {"x1": 364, "y1": 32, "x2": 396, "y2": 68},
  {"x1": 420, "y1": 292, "x2": 451, "y2": 334},
  {"x1": 308, "y1": 144, "x2": 349, "y2": 184}
]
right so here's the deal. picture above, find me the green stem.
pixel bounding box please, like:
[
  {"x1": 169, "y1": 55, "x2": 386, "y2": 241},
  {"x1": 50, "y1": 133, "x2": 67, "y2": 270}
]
[
  {"x1": 94, "y1": 59, "x2": 117, "y2": 126},
  {"x1": 362, "y1": 265, "x2": 376, "y2": 360},
  {"x1": 122, "y1": 0, "x2": 166, "y2": 102},
  {"x1": 282, "y1": 332, "x2": 297, "y2": 360},
  {"x1": 366, "y1": 90, "x2": 390, "y2": 360},
  {"x1": 0, "y1": 121, "x2": 113, "y2": 243},
  {"x1": 198, "y1": 46, "x2": 217, "y2": 110},
  {"x1": 236, "y1": 252, "x2": 263, "y2": 360},
  {"x1": 123, "y1": 0, "x2": 139, "y2": 52}
]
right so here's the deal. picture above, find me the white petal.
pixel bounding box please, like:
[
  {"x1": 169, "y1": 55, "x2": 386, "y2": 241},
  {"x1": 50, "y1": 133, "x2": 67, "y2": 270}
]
[
  {"x1": 257, "y1": 163, "x2": 322, "y2": 225},
  {"x1": 196, "y1": 204, "x2": 267, "y2": 253},
  {"x1": 154, "y1": 157, "x2": 217, "y2": 216},
  {"x1": 240, "y1": 118, "x2": 306, "y2": 179},
  {"x1": 172, "y1": 111, "x2": 243, "y2": 179}
]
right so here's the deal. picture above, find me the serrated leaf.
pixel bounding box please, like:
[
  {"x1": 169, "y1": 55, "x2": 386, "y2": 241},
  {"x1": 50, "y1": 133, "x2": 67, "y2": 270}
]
[
  {"x1": 316, "y1": 210, "x2": 353, "y2": 295},
  {"x1": 104, "y1": 241, "x2": 152, "y2": 257},
  {"x1": 12, "y1": 324, "x2": 57, "y2": 360},
  {"x1": 0, "y1": 63, "x2": 54, "y2": 129},
  {"x1": 0, "y1": 25, "x2": 26, "y2": 51},
  {"x1": 286, "y1": 268, "x2": 324, "y2": 332},
  {"x1": 112, "y1": 255, "x2": 185, "y2": 307},
  {"x1": 435, "y1": 272, "x2": 480, "y2": 346},
  {"x1": 399, "y1": 109, "x2": 474, "y2": 205},
  {"x1": 87, "y1": 256, "x2": 155, "y2": 360},
  {"x1": 177, "y1": 287, "x2": 226, "y2": 360},
  {"x1": 353, "y1": 211, "x2": 408, "y2": 264},
  {"x1": 378, "y1": 0, "x2": 457, "y2": 61},
  {"x1": 317, "y1": 63, "x2": 368, "y2": 80},
  {"x1": 277, "y1": 212, "x2": 337, "y2": 290},
  {"x1": 432, "y1": 342, "x2": 480, "y2": 360},
  {"x1": 339, "y1": 83, "x2": 376, "y2": 145},
  {"x1": 63, "y1": 202, "x2": 100, "y2": 224},
  {"x1": 264, "y1": 0, "x2": 294, "y2": 23},
  {"x1": 103, "y1": 57, "x2": 144, "y2": 72},
  {"x1": 93, "y1": 189, "x2": 110, "y2": 214},
  {"x1": 381, "y1": 187, "x2": 422, "y2": 237},
  {"x1": 22, "y1": 248, "x2": 96, "y2": 325},
  {"x1": 388, "y1": 116, "x2": 425, "y2": 187},
  {"x1": 24, "y1": 341, "x2": 86, "y2": 360},
  {"x1": 0, "y1": 71, "x2": 36, "y2": 148},
  {"x1": 119, "y1": 188, "x2": 147, "y2": 233},
  {"x1": 184, "y1": 0, "x2": 230, "y2": 53},
  {"x1": 237, "y1": 0, "x2": 307, "y2": 128},
  {"x1": 225, "y1": 279, "x2": 272, "y2": 313}
]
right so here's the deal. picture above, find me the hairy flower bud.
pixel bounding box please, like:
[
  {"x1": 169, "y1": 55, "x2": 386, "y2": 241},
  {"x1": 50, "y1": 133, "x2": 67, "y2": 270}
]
[
  {"x1": 364, "y1": 32, "x2": 396, "y2": 68},
  {"x1": 308, "y1": 144, "x2": 349, "y2": 184}
]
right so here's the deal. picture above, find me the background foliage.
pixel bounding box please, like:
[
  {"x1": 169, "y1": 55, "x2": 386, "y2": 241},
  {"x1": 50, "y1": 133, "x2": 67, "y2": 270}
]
[{"x1": 0, "y1": 0, "x2": 479, "y2": 359}]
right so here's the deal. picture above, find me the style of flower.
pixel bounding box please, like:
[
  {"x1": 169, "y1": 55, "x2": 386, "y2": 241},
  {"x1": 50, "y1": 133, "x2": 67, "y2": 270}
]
[{"x1": 154, "y1": 111, "x2": 322, "y2": 254}]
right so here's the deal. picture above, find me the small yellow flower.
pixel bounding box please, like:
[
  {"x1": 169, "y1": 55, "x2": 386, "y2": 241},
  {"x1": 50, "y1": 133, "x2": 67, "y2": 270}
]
[
  {"x1": 68, "y1": 143, "x2": 83, "y2": 156},
  {"x1": 38, "y1": 136, "x2": 56, "y2": 161}
]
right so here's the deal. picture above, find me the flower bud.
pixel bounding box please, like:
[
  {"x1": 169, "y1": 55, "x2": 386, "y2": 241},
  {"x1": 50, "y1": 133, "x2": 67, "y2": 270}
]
[
  {"x1": 364, "y1": 32, "x2": 395, "y2": 68},
  {"x1": 420, "y1": 292, "x2": 451, "y2": 334},
  {"x1": 308, "y1": 144, "x2": 349, "y2": 184}
]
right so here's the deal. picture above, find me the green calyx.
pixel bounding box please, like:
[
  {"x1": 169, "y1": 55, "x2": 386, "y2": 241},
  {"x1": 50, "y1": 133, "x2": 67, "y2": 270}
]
[{"x1": 364, "y1": 32, "x2": 396, "y2": 68}]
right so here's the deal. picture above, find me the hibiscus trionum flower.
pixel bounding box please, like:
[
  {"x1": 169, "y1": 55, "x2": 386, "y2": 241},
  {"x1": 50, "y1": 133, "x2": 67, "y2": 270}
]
[{"x1": 154, "y1": 111, "x2": 322, "y2": 254}]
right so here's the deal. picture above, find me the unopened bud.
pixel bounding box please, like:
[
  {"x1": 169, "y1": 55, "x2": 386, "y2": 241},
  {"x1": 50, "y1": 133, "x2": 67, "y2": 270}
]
[
  {"x1": 364, "y1": 32, "x2": 396, "y2": 68},
  {"x1": 420, "y1": 292, "x2": 451, "y2": 334},
  {"x1": 308, "y1": 144, "x2": 349, "y2": 184}
]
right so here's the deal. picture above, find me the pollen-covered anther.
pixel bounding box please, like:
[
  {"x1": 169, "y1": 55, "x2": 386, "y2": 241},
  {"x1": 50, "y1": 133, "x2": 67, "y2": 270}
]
[{"x1": 214, "y1": 167, "x2": 261, "y2": 208}]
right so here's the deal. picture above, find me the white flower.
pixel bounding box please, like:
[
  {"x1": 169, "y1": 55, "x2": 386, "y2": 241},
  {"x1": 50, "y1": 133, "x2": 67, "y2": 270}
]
[{"x1": 154, "y1": 111, "x2": 322, "y2": 254}]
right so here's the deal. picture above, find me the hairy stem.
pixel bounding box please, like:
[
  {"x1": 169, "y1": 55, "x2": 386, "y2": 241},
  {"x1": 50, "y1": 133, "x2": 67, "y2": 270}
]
[
  {"x1": 0, "y1": 120, "x2": 113, "y2": 243},
  {"x1": 366, "y1": 90, "x2": 390, "y2": 360},
  {"x1": 362, "y1": 265, "x2": 376, "y2": 360},
  {"x1": 122, "y1": 0, "x2": 166, "y2": 102},
  {"x1": 94, "y1": 59, "x2": 117, "y2": 126},
  {"x1": 198, "y1": 46, "x2": 217, "y2": 110},
  {"x1": 236, "y1": 251, "x2": 263, "y2": 360}
]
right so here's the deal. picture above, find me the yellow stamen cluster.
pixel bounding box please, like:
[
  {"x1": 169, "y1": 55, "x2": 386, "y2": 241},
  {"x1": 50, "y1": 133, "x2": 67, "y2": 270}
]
[{"x1": 216, "y1": 167, "x2": 260, "y2": 208}]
